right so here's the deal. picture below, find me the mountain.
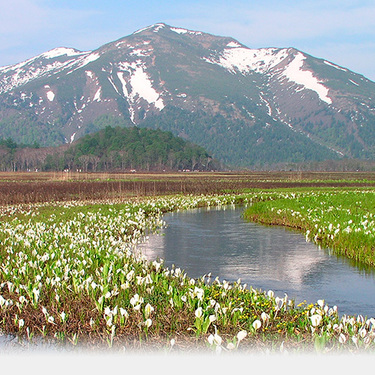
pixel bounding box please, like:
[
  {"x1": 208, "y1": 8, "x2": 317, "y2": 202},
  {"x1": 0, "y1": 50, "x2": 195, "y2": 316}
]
[{"x1": 1, "y1": 23, "x2": 375, "y2": 168}]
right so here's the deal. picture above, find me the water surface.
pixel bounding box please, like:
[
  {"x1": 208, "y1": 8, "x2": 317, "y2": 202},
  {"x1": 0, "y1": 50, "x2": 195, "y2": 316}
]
[{"x1": 138, "y1": 205, "x2": 375, "y2": 317}]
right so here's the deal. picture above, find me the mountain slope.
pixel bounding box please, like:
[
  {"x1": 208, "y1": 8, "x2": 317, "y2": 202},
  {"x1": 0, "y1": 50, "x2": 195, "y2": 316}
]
[{"x1": 1, "y1": 23, "x2": 375, "y2": 167}]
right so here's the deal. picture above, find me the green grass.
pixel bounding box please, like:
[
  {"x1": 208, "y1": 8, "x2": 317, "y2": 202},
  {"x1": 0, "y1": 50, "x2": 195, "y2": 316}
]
[{"x1": 244, "y1": 189, "x2": 375, "y2": 267}]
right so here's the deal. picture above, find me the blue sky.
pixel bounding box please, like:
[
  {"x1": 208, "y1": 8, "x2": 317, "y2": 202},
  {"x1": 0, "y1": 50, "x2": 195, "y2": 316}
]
[{"x1": 1, "y1": 0, "x2": 375, "y2": 80}]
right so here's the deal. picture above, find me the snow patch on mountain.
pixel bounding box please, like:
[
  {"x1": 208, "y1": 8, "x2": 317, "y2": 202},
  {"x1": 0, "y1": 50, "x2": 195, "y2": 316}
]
[
  {"x1": 93, "y1": 88, "x2": 102, "y2": 102},
  {"x1": 133, "y1": 26, "x2": 151, "y2": 34},
  {"x1": 67, "y1": 53, "x2": 100, "y2": 74},
  {"x1": 153, "y1": 24, "x2": 165, "y2": 33},
  {"x1": 127, "y1": 65, "x2": 164, "y2": 110},
  {"x1": 130, "y1": 48, "x2": 151, "y2": 57},
  {"x1": 204, "y1": 46, "x2": 289, "y2": 74},
  {"x1": 170, "y1": 27, "x2": 202, "y2": 35},
  {"x1": 41, "y1": 47, "x2": 85, "y2": 59},
  {"x1": 170, "y1": 27, "x2": 189, "y2": 34},
  {"x1": 349, "y1": 79, "x2": 359, "y2": 86},
  {"x1": 116, "y1": 62, "x2": 164, "y2": 122},
  {"x1": 133, "y1": 23, "x2": 165, "y2": 34},
  {"x1": 46, "y1": 90, "x2": 55, "y2": 102},
  {"x1": 323, "y1": 60, "x2": 347, "y2": 72},
  {"x1": 0, "y1": 49, "x2": 98, "y2": 93},
  {"x1": 108, "y1": 75, "x2": 120, "y2": 96},
  {"x1": 70, "y1": 132, "x2": 76, "y2": 143},
  {"x1": 259, "y1": 92, "x2": 272, "y2": 115},
  {"x1": 0, "y1": 60, "x2": 70, "y2": 94},
  {"x1": 226, "y1": 41, "x2": 242, "y2": 48},
  {"x1": 282, "y1": 53, "x2": 332, "y2": 105},
  {"x1": 117, "y1": 72, "x2": 129, "y2": 97}
]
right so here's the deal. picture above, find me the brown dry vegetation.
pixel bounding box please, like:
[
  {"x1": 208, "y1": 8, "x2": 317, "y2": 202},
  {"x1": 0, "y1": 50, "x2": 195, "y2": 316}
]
[{"x1": 1, "y1": 171, "x2": 375, "y2": 205}]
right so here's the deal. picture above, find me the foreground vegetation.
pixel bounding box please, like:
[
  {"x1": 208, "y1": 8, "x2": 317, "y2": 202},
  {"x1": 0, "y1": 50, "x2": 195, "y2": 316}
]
[{"x1": 1, "y1": 185, "x2": 375, "y2": 353}]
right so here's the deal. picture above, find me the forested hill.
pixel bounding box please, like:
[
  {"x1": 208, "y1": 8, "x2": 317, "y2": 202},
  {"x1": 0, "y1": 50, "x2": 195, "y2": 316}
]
[{"x1": 0, "y1": 126, "x2": 220, "y2": 172}]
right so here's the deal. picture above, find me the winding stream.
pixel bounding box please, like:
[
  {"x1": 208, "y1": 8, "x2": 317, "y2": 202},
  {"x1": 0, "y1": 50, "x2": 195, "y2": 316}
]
[{"x1": 138, "y1": 205, "x2": 375, "y2": 318}]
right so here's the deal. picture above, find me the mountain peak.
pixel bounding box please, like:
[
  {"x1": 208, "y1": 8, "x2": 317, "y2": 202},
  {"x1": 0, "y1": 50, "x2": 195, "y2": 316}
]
[
  {"x1": 132, "y1": 23, "x2": 167, "y2": 35},
  {"x1": 0, "y1": 24, "x2": 375, "y2": 167},
  {"x1": 40, "y1": 47, "x2": 86, "y2": 60},
  {"x1": 132, "y1": 23, "x2": 207, "y2": 38}
]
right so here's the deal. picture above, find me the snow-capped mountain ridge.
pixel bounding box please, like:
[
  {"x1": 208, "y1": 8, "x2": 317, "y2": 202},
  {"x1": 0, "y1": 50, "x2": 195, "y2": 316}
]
[
  {"x1": 0, "y1": 47, "x2": 101, "y2": 94},
  {"x1": 1, "y1": 23, "x2": 375, "y2": 167}
]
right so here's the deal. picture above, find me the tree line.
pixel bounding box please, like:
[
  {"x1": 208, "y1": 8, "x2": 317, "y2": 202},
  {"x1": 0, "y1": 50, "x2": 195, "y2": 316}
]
[{"x1": 0, "y1": 126, "x2": 220, "y2": 172}]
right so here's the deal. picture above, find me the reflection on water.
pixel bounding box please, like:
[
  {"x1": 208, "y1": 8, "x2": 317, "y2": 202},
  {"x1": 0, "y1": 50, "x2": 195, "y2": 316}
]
[{"x1": 138, "y1": 205, "x2": 375, "y2": 317}]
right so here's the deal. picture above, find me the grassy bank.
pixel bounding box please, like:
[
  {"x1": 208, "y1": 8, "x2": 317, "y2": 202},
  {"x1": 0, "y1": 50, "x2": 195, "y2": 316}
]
[
  {"x1": 244, "y1": 189, "x2": 375, "y2": 267},
  {"x1": 1, "y1": 192, "x2": 375, "y2": 353}
]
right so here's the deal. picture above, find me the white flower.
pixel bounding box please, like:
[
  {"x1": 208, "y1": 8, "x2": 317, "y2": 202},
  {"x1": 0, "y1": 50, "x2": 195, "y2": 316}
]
[
  {"x1": 144, "y1": 303, "x2": 154, "y2": 318},
  {"x1": 352, "y1": 335, "x2": 358, "y2": 346},
  {"x1": 207, "y1": 332, "x2": 223, "y2": 347},
  {"x1": 214, "y1": 333, "x2": 222, "y2": 346},
  {"x1": 126, "y1": 270, "x2": 135, "y2": 281},
  {"x1": 193, "y1": 287, "x2": 204, "y2": 300},
  {"x1": 130, "y1": 295, "x2": 137, "y2": 306},
  {"x1": 18, "y1": 319, "x2": 25, "y2": 328},
  {"x1": 261, "y1": 312, "x2": 270, "y2": 324},
  {"x1": 310, "y1": 314, "x2": 322, "y2": 327},
  {"x1": 144, "y1": 319, "x2": 152, "y2": 328},
  {"x1": 19, "y1": 296, "x2": 27, "y2": 304},
  {"x1": 237, "y1": 330, "x2": 247, "y2": 342},
  {"x1": 195, "y1": 307, "x2": 203, "y2": 318},
  {"x1": 252, "y1": 319, "x2": 261, "y2": 331},
  {"x1": 130, "y1": 294, "x2": 143, "y2": 307},
  {"x1": 359, "y1": 328, "x2": 367, "y2": 339},
  {"x1": 339, "y1": 333, "x2": 346, "y2": 344},
  {"x1": 152, "y1": 260, "x2": 161, "y2": 272},
  {"x1": 60, "y1": 311, "x2": 66, "y2": 322},
  {"x1": 106, "y1": 316, "x2": 113, "y2": 327},
  {"x1": 227, "y1": 342, "x2": 235, "y2": 350}
]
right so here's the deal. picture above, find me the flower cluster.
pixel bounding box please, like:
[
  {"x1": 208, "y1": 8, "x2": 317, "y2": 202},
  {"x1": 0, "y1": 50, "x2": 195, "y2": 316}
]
[{"x1": 0, "y1": 192, "x2": 374, "y2": 352}]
